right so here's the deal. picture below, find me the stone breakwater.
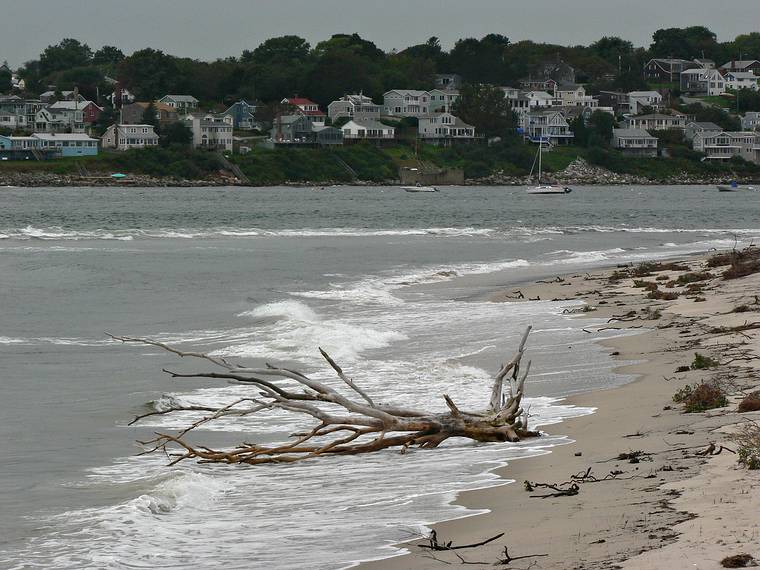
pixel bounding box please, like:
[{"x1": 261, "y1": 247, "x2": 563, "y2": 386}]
[
  {"x1": 469, "y1": 157, "x2": 758, "y2": 186},
  {"x1": 0, "y1": 171, "x2": 243, "y2": 188}
]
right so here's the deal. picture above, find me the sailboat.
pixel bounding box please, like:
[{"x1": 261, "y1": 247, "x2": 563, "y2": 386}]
[{"x1": 526, "y1": 138, "x2": 572, "y2": 195}]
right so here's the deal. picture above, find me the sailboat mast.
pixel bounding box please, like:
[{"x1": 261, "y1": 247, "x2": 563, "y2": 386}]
[{"x1": 538, "y1": 137, "x2": 542, "y2": 182}]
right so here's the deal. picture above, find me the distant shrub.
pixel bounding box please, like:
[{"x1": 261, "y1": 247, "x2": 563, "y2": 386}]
[
  {"x1": 673, "y1": 382, "x2": 728, "y2": 413},
  {"x1": 691, "y1": 352, "x2": 719, "y2": 370}
]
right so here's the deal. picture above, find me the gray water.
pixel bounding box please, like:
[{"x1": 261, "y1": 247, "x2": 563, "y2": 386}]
[{"x1": 0, "y1": 185, "x2": 758, "y2": 569}]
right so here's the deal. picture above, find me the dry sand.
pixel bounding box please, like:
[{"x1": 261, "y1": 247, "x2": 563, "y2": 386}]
[{"x1": 359, "y1": 255, "x2": 760, "y2": 569}]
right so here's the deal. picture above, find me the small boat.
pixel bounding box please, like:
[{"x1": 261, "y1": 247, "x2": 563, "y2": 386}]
[
  {"x1": 718, "y1": 181, "x2": 758, "y2": 192},
  {"x1": 401, "y1": 184, "x2": 438, "y2": 193},
  {"x1": 526, "y1": 138, "x2": 572, "y2": 195}
]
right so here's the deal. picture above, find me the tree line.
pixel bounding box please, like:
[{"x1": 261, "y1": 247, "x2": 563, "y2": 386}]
[{"x1": 10, "y1": 27, "x2": 760, "y2": 110}]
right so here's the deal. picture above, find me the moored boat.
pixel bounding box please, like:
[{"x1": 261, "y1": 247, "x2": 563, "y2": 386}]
[
  {"x1": 401, "y1": 185, "x2": 438, "y2": 193},
  {"x1": 526, "y1": 138, "x2": 572, "y2": 195}
]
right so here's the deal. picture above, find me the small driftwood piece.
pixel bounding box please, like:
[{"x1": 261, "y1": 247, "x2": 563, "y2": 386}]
[{"x1": 110, "y1": 326, "x2": 539, "y2": 466}]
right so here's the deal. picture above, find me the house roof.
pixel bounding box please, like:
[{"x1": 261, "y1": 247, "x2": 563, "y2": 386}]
[
  {"x1": 629, "y1": 113, "x2": 685, "y2": 120},
  {"x1": 688, "y1": 121, "x2": 722, "y2": 130},
  {"x1": 133, "y1": 101, "x2": 176, "y2": 113},
  {"x1": 555, "y1": 82, "x2": 582, "y2": 91},
  {"x1": 613, "y1": 128, "x2": 656, "y2": 138},
  {"x1": 32, "y1": 133, "x2": 97, "y2": 141},
  {"x1": 384, "y1": 89, "x2": 428, "y2": 97},
  {"x1": 720, "y1": 60, "x2": 760, "y2": 69},
  {"x1": 162, "y1": 95, "x2": 199, "y2": 103},
  {"x1": 49, "y1": 100, "x2": 102, "y2": 111},
  {"x1": 726, "y1": 71, "x2": 758, "y2": 80},
  {"x1": 628, "y1": 91, "x2": 661, "y2": 98},
  {"x1": 343, "y1": 119, "x2": 394, "y2": 130},
  {"x1": 284, "y1": 97, "x2": 319, "y2": 106}
]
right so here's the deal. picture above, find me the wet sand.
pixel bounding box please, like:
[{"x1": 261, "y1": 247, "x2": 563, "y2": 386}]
[{"x1": 360, "y1": 254, "x2": 760, "y2": 569}]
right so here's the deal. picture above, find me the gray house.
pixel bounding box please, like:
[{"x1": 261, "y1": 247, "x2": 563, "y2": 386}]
[
  {"x1": 612, "y1": 128, "x2": 658, "y2": 157},
  {"x1": 223, "y1": 100, "x2": 259, "y2": 130},
  {"x1": 158, "y1": 94, "x2": 200, "y2": 114},
  {"x1": 685, "y1": 121, "x2": 723, "y2": 141},
  {"x1": 270, "y1": 114, "x2": 343, "y2": 146}
]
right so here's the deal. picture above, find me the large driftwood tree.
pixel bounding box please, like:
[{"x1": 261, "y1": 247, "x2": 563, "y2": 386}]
[{"x1": 111, "y1": 326, "x2": 539, "y2": 466}]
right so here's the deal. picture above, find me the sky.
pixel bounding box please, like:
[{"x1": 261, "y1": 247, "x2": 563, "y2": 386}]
[{"x1": 2, "y1": 0, "x2": 759, "y2": 68}]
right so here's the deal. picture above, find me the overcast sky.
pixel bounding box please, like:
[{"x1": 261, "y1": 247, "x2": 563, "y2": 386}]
[{"x1": 2, "y1": 0, "x2": 759, "y2": 67}]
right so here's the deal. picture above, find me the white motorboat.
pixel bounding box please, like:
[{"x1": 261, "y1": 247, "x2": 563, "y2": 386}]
[
  {"x1": 401, "y1": 184, "x2": 438, "y2": 193},
  {"x1": 526, "y1": 138, "x2": 572, "y2": 195},
  {"x1": 717, "y1": 182, "x2": 758, "y2": 192}
]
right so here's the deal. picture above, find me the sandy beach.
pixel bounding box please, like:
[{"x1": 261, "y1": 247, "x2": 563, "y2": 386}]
[{"x1": 360, "y1": 252, "x2": 760, "y2": 569}]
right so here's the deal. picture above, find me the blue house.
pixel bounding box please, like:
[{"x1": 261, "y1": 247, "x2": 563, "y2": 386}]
[
  {"x1": 222, "y1": 100, "x2": 259, "y2": 130},
  {"x1": 32, "y1": 133, "x2": 98, "y2": 157}
]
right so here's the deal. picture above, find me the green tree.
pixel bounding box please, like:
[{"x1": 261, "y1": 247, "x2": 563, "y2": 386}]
[
  {"x1": 92, "y1": 46, "x2": 125, "y2": 67},
  {"x1": 0, "y1": 69, "x2": 11, "y2": 93},
  {"x1": 589, "y1": 36, "x2": 634, "y2": 67},
  {"x1": 569, "y1": 115, "x2": 590, "y2": 146},
  {"x1": 141, "y1": 102, "x2": 160, "y2": 133},
  {"x1": 453, "y1": 83, "x2": 516, "y2": 138},
  {"x1": 650, "y1": 27, "x2": 718, "y2": 60},
  {"x1": 161, "y1": 122, "x2": 193, "y2": 147},
  {"x1": 449, "y1": 34, "x2": 511, "y2": 84},
  {"x1": 39, "y1": 38, "x2": 93, "y2": 75},
  {"x1": 587, "y1": 110, "x2": 616, "y2": 146},
  {"x1": 117, "y1": 48, "x2": 181, "y2": 100}
]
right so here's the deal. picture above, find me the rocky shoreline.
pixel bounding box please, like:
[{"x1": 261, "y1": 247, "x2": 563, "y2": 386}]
[{"x1": 1, "y1": 158, "x2": 755, "y2": 188}]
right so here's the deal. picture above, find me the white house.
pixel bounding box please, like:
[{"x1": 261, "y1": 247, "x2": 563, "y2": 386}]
[
  {"x1": 692, "y1": 131, "x2": 760, "y2": 163},
  {"x1": 383, "y1": 90, "x2": 431, "y2": 117},
  {"x1": 523, "y1": 110, "x2": 574, "y2": 145},
  {"x1": 101, "y1": 124, "x2": 160, "y2": 151},
  {"x1": 684, "y1": 121, "x2": 723, "y2": 141},
  {"x1": 327, "y1": 94, "x2": 382, "y2": 121},
  {"x1": 611, "y1": 128, "x2": 658, "y2": 157},
  {"x1": 341, "y1": 119, "x2": 395, "y2": 140},
  {"x1": 741, "y1": 112, "x2": 760, "y2": 131},
  {"x1": 679, "y1": 68, "x2": 726, "y2": 96},
  {"x1": 627, "y1": 91, "x2": 663, "y2": 114},
  {"x1": 524, "y1": 91, "x2": 555, "y2": 108},
  {"x1": 427, "y1": 89, "x2": 460, "y2": 113},
  {"x1": 281, "y1": 97, "x2": 325, "y2": 125},
  {"x1": 418, "y1": 113, "x2": 475, "y2": 144},
  {"x1": 725, "y1": 71, "x2": 760, "y2": 92},
  {"x1": 183, "y1": 112, "x2": 234, "y2": 151},
  {"x1": 553, "y1": 83, "x2": 597, "y2": 107},
  {"x1": 625, "y1": 113, "x2": 687, "y2": 131},
  {"x1": 33, "y1": 107, "x2": 85, "y2": 133},
  {"x1": 158, "y1": 95, "x2": 200, "y2": 113}
]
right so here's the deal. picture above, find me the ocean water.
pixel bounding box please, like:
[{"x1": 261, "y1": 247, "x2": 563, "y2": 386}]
[{"x1": 0, "y1": 185, "x2": 758, "y2": 569}]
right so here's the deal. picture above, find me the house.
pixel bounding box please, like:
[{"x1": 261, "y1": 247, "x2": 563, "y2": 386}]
[
  {"x1": 625, "y1": 113, "x2": 687, "y2": 131},
  {"x1": 611, "y1": 128, "x2": 658, "y2": 157},
  {"x1": 418, "y1": 113, "x2": 476, "y2": 144},
  {"x1": 39, "y1": 90, "x2": 86, "y2": 104},
  {"x1": 311, "y1": 125, "x2": 344, "y2": 146},
  {"x1": 503, "y1": 88, "x2": 531, "y2": 115},
  {"x1": 685, "y1": 121, "x2": 723, "y2": 141},
  {"x1": 0, "y1": 110, "x2": 27, "y2": 130},
  {"x1": 553, "y1": 83, "x2": 597, "y2": 107},
  {"x1": 109, "y1": 86, "x2": 136, "y2": 107},
  {"x1": 741, "y1": 112, "x2": 760, "y2": 131},
  {"x1": 427, "y1": 89, "x2": 460, "y2": 113},
  {"x1": 522, "y1": 110, "x2": 574, "y2": 145},
  {"x1": 627, "y1": 91, "x2": 663, "y2": 114},
  {"x1": 0, "y1": 134, "x2": 58, "y2": 160},
  {"x1": 183, "y1": 112, "x2": 234, "y2": 151},
  {"x1": 692, "y1": 130, "x2": 760, "y2": 163},
  {"x1": 725, "y1": 71, "x2": 760, "y2": 92},
  {"x1": 643, "y1": 58, "x2": 698, "y2": 82},
  {"x1": 341, "y1": 119, "x2": 395, "y2": 141},
  {"x1": 693, "y1": 58, "x2": 716, "y2": 69},
  {"x1": 101, "y1": 124, "x2": 159, "y2": 150},
  {"x1": 597, "y1": 91, "x2": 630, "y2": 114},
  {"x1": 281, "y1": 97, "x2": 325, "y2": 125},
  {"x1": 434, "y1": 74, "x2": 463, "y2": 90},
  {"x1": 719, "y1": 60, "x2": 760, "y2": 76},
  {"x1": 524, "y1": 90, "x2": 555, "y2": 108},
  {"x1": 680, "y1": 68, "x2": 726, "y2": 96},
  {"x1": 158, "y1": 95, "x2": 200, "y2": 114},
  {"x1": 48, "y1": 100, "x2": 103, "y2": 124},
  {"x1": 33, "y1": 107, "x2": 85, "y2": 133},
  {"x1": 383, "y1": 90, "x2": 431, "y2": 117},
  {"x1": 121, "y1": 102, "x2": 179, "y2": 127},
  {"x1": 32, "y1": 133, "x2": 98, "y2": 157},
  {"x1": 521, "y1": 61, "x2": 575, "y2": 90},
  {"x1": 222, "y1": 100, "x2": 259, "y2": 130},
  {"x1": 327, "y1": 94, "x2": 382, "y2": 121},
  {"x1": 271, "y1": 114, "x2": 313, "y2": 143}
]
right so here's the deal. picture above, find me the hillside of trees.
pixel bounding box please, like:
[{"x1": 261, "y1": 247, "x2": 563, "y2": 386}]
[{"x1": 10, "y1": 27, "x2": 760, "y2": 109}]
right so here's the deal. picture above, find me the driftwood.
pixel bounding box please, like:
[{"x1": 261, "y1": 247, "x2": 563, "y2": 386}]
[{"x1": 109, "y1": 326, "x2": 539, "y2": 466}]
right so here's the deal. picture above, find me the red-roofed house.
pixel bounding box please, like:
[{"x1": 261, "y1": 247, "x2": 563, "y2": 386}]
[{"x1": 281, "y1": 97, "x2": 325, "y2": 125}]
